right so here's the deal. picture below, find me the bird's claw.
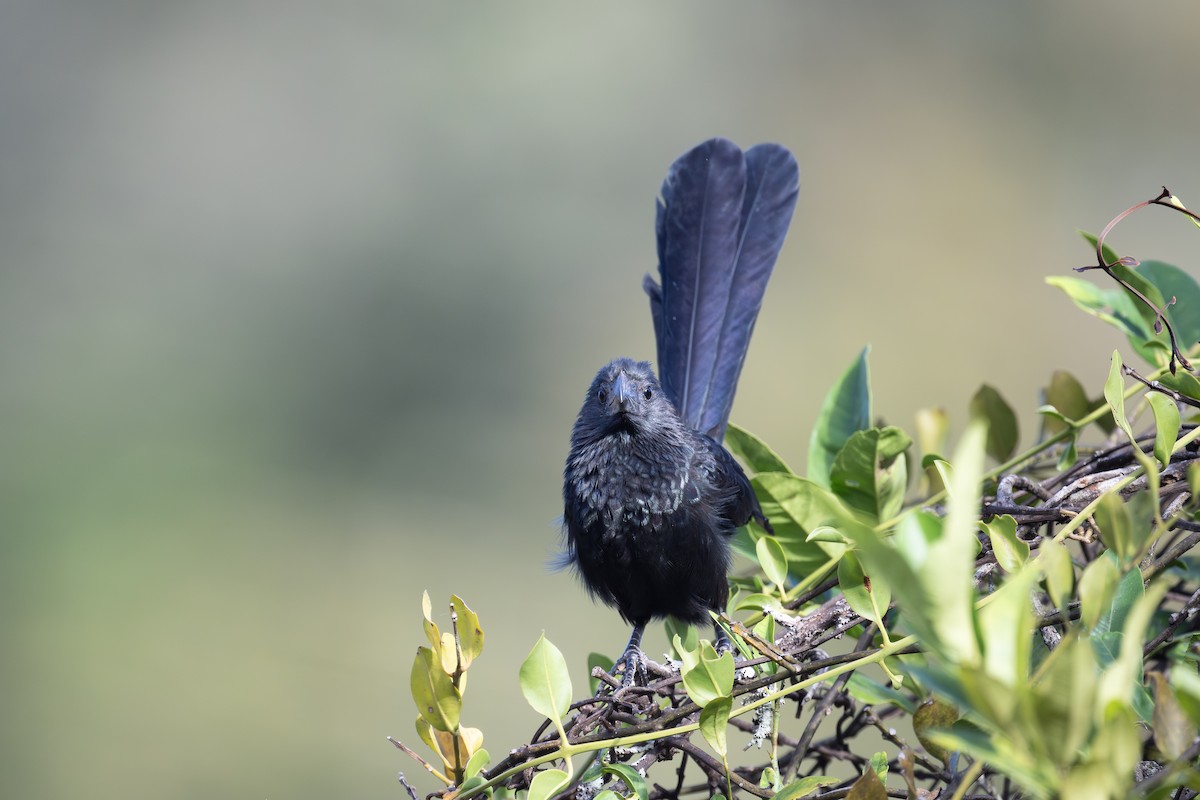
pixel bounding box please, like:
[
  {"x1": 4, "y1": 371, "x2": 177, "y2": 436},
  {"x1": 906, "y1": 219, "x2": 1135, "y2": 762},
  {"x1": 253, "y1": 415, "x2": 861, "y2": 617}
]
[{"x1": 613, "y1": 644, "x2": 649, "y2": 689}]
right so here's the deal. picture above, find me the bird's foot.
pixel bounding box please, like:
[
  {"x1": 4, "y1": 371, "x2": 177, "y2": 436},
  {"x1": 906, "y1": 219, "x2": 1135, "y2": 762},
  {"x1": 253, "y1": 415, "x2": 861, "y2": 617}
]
[{"x1": 612, "y1": 644, "x2": 649, "y2": 689}]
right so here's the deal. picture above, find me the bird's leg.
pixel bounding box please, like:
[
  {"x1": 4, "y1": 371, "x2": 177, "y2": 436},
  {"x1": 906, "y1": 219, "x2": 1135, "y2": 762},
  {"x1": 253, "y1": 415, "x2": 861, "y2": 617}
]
[
  {"x1": 713, "y1": 619, "x2": 733, "y2": 654},
  {"x1": 613, "y1": 621, "x2": 648, "y2": 688}
]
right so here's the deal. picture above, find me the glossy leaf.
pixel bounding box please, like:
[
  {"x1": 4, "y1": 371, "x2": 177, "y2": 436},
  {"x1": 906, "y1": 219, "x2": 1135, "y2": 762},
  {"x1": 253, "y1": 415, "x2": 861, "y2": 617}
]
[
  {"x1": 838, "y1": 550, "x2": 891, "y2": 629},
  {"x1": 1139, "y1": 259, "x2": 1200, "y2": 349},
  {"x1": 752, "y1": 472, "x2": 852, "y2": 568},
  {"x1": 1158, "y1": 368, "x2": 1200, "y2": 404},
  {"x1": 756, "y1": 535, "x2": 789, "y2": 588},
  {"x1": 1047, "y1": 276, "x2": 1156, "y2": 361},
  {"x1": 1146, "y1": 392, "x2": 1180, "y2": 468},
  {"x1": 829, "y1": 426, "x2": 911, "y2": 522},
  {"x1": 519, "y1": 634, "x2": 572, "y2": 723},
  {"x1": 1094, "y1": 491, "x2": 1139, "y2": 568},
  {"x1": 808, "y1": 347, "x2": 871, "y2": 487},
  {"x1": 1098, "y1": 581, "x2": 1167, "y2": 721},
  {"x1": 698, "y1": 695, "x2": 732, "y2": 757},
  {"x1": 846, "y1": 673, "x2": 916, "y2": 713},
  {"x1": 601, "y1": 763, "x2": 649, "y2": 800},
  {"x1": 724, "y1": 422, "x2": 792, "y2": 474},
  {"x1": 680, "y1": 640, "x2": 734, "y2": 707},
  {"x1": 665, "y1": 618, "x2": 697, "y2": 657},
  {"x1": 411, "y1": 646, "x2": 461, "y2": 732},
  {"x1": 981, "y1": 515, "x2": 1028, "y2": 573},
  {"x1": 969, "y1": 384, "x2": 1019, "y2": 462},
  {"x1": 527, "y1": 769, "x2": 570, "y2": 800},
  {"x1": 1103, "y1": 351, "x2": 1134, "y2": 443},
  {"x1": 464, "y1": 747, "x2": 490, "y2": 779}
]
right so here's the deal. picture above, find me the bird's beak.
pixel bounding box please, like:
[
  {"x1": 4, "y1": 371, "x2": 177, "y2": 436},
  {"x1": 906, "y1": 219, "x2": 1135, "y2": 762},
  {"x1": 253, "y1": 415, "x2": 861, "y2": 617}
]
[{"x1": 612, "y1": 371, "x2": 632, "y2": 410}]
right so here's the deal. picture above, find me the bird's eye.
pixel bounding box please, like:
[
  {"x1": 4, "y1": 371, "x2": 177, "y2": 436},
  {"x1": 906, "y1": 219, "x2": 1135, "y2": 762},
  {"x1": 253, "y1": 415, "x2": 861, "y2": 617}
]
[
  {"x1": 643, "y1": 388, "x2": 653, "y2": 400},
  {"x1": 597, "y1": 389, "x2": 608, "y2": 404}
]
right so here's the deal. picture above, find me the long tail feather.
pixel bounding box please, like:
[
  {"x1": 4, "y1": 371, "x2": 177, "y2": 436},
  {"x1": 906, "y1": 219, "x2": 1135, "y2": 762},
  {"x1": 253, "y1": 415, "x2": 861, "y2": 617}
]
[{"x1": 645, "y1": 138, "x2": 799, "y2": 439}]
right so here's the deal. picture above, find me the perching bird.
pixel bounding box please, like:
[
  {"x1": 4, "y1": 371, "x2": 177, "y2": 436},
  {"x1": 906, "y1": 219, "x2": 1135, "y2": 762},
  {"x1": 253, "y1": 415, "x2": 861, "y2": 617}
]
[{"x1": 561, "y1": 138, "x2": 799, "y2": 682}]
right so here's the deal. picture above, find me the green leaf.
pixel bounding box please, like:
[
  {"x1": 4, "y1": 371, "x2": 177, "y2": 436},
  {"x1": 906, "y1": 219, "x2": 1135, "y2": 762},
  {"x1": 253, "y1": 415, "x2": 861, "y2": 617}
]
[
  {"x1": 752, "y1": 473, "x2": 853, "y2": 569},
  {"x1": 808, "y1": 347, "x2": 871, "y2": 487},
  {"x1": 464, "y1": 747, "x2": 490, "y2": 779},
  {"x1": 451, "y1": 595, "x2": 484, "y2": 670},
  {"x1": 845, "y1": 672, "x2": 916, "y2": 713},
  {"x1": 829, "y1": 426, "x2": 911, "y2": 522},
  {"x1": 1139, "y1": 259, "x2": 1200, "y2": 349},
  {"x1": 772, "y1": 775, "x2": 840, "y2": 800},
  {"x1": 664, "y1": 618, "x2": 697, "y2": 658},
  {"x1": 724, "y1": 422, "x2": 792, "y2": 474},
  {"x1": 411, "y1": 646, "x2": 461, "y2": 731},
  {"x1": 1092, "y1": 561, "x2": 1144, "y2": 640},
  {"x1": 1158, "y1": 368, "x2": 1200, "y2": 404},
  {"x1": 1104, "y1": 351, "x2": 1134, "y2": 442},
  {"x1": 1098, "y1": 580, "x2": 1167, "y2": 721},
  {"x1": 587, "y1": 651, "x2": 613, "y2": 695},
  {"x1": 1038, "y1": 539, "x2": 1075, "y2": 614},
  {"x1": 868, "y1": 751, "x2": 888, "y2": 781},
  {"x1": 1147, "y1": 392, "x2": 1181, "y2": 468},
  {"x1": 978, "y1": 563, "x2": 1038, "y2": 687},
  {"x1": 756, "y1": 535, "x2": 789, "y2": 588},
  {"x1": 527, "y1": 769, "x2": 570, "y2": 800},
  {"x1": 519, "y1": 634, "x2": 572, "y2": 723},
  {"x1": 698, "y1": 695, "x2": 732, "y2": 757},
  {"x1": 680, "y1": 641, "x2": 734, "y2": 707},
  {"x1": 913, "y1": 697, "x2": 959, "y2": 766},
  {"x1": 1041, "y1": 370, "x2": 1090, "y2": 436},
  {"x1": 1094, "y1": 492, "x2": 1137, "y2": 568},
  {"x1": 969, "y1": 384, "x2": 1019, "y2": 462},
  {"x1": 841, "y1": 513, "x2": 944, "y2": 662},
  {"x1": 730, "y1": 592, "x2": 778, "y2": 613},
  {"x1": 981, "y1": 515, "x2": 1028, "y2": 573},
  {"x1": 838, "y1": 550, "x2": 891, "y2": 629},
  {"x1": 1078, "y1": 555, "x2": 1120, "y2": 632},
  {"x1": 1149, "y1": 671, "x2": 1197, "y2": 760},
  {"x1": 1169, "y1": 664, "x2": 1200, "y2": 726},
  {"x1": 421, "y1": 591, "x2": 442, "y2": 651},
  {"x1": 1047, "y1": 275, "x2": 1156, "y2": 360},
  {"x1": 601, "y1": 763, "x2": 649, "y2": 800},
  {"x1": 931, "y1": 421, "x2": 987, "y2": 665}
]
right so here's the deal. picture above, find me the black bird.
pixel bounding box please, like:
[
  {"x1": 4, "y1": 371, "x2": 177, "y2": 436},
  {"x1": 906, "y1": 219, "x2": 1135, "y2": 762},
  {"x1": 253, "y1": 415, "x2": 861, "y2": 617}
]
[{"x1": 561, "y1": 138, "x2": 799, "y2": 680}]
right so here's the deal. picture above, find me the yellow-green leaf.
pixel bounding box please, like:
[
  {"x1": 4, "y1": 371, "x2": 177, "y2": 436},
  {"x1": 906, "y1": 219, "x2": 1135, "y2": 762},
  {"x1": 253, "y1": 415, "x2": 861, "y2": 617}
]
[
  {"x1": 680, "y1": 640, "x2": 733, "y2": 707},
  {"x1": 756, "y1": 535, "x2": 789, "y2": 588},
  {"x1": 411, "y1": 646, "x2": 461, "y2": 732},
  {"x1": 519, "y1": 634, "x2": 572, "y2": 723},
  {"x1": 1146, "y1": 392, "x2": 1181, "y2": 468},
  {"x1": 981, "y1": 515, "x2": 1028, "y2": 573},
  {"x1": 451, "y1": 595, "x2": 484, "y2": 670},
  {"x1": 527, "y1": 769, "x2": 570, "y2": 800},
  {"x1": 699, "y1": 695, "x2": 732, "y2": 757}
]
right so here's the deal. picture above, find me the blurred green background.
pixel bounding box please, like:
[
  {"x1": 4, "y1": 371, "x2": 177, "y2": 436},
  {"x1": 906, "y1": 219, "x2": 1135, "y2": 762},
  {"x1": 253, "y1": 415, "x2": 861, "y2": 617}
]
[{"x1": 4, "y1": 2, "x2": 1200, "y2": 796}]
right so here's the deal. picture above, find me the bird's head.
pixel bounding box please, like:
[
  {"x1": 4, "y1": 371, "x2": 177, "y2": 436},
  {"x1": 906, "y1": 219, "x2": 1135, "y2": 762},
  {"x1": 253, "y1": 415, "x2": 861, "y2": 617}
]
[{"x1": 574, "y1": 358, "x2": 679, "y2": 441}]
